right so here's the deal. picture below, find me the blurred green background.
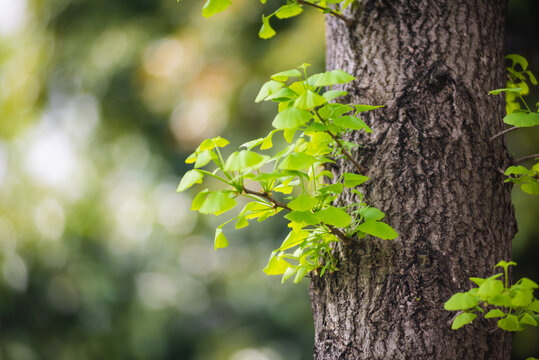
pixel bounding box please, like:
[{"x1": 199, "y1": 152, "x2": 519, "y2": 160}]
[{"x1": 0, "y1": 0, "x2": 536, "y2": 359}]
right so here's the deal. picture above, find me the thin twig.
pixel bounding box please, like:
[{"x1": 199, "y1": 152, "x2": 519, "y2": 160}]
[
  {"x1": 296, "y1": 0, "x2": 354, "y2": 26},
  {"x1": 447, "y1": 311, "x2": 463, "y2": 326},
  {"x1": 242, "y1": 187, "x2": 351, "y2": 242},
  {"x1": 313, "y1": 109, "x2": 365, "y2": 174},
  {"x1": 514, "y1": 153, "x2": 539, "y2": 164},
  {"x1": 243, "y1": 187, "x2": 290, "y2": 210},
  {"x1": 489, "y1": 126, "x2": 518, "y2": 141}
]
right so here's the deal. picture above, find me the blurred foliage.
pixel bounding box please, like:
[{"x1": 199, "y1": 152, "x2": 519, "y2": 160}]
[{"x1": 0, "y1": 0, "x2": 536, "y2": 359}]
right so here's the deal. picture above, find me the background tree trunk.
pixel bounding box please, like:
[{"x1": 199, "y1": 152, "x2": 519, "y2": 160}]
[{"x1": 310, "y1": 1, "x2": 517, "y2": 359}]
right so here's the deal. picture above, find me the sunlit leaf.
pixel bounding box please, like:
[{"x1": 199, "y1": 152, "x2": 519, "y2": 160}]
[
  {"x1": 202, "y1": 0, "x2": 231, "y2": 17},
  {"x1": 359, "y1": 207, "x2": 385, "y2": 221},
  {"x1": 294, "y1": 90, "x2": 327, "y2": 110},
  {"x1": 278, "y1": 152, "x2": 319, "y2": 170},
  {"x1": 353, "y1": 104, "x2": 384, "y2": 113},
  {"x1": 214, "y1": 228, "x2": 229, "y2": 249},
  {"x1": 191, "y1": 189, "x2": 210, "y2": 211},
  {"x1": 485, "y1": 309, "x2": 506, "y2": 318},
  {"x1": 285, "y1": 211, "x2": 319, "y2": 225},
  {"x1": 503, "y1": 112, "x2": 539, "y2": 127},
  {"x1": 520, "y1": 313, "x2": 538, "y2": 326},
  {"x1": 259, "y1": 14, "x2": 276, "y2": 39},
  {"x1": 256, "y1": 80, "x2": 284, "y2": 102},
  {"x1": 343, "y1": 172, "x2": 369, "y2": 187},
  {"x1": 318, "y1": 183, "x2": 344, "y2": 194},
  {"x1": 264, "y1": 253, "x2": 291, "y2": 275},
  {"x1": 313, "y1": 70, "x2": 355, "y2": 87},
  {"x1": 521, "y1": 181, "x2": 539, "y2": 195},
  {"x1": 281, "y1": 266, "x2": 298, "y2": 283},
  {"x1": 333, "y1": 115, "x2": 372, "y2": 132},
  {"x1": 315, "y1": 206, "x2": 351, "y2": 227},
  {"x1": 198, "y1": 191, "x2": 237, "y2": 215},
  {"x1": 288, "y1": 194, "x2": 318, "y2": 212},
  {"x1": 224, "y1": 150, "x2": 269, "y2": 172},
  {"x1": 498, "y1": 314, "x2": 520, "y2": 331},
  {"x1": 356, "y1": 220, "x2": 398, "y2": 239},
  {"x1": 197, "y1": 136, "x2": 230, "y2": 151},
  {"x1": 177, "y1": 170, "x2": 204, "y2": 192},
  {"x1": 280, "y1": 229, "x2": 310, "y2": 250},
  {"x1": 322, "y1": 90, "x2": 347, "y2": 101},
  {"x1": 275, "y1": 4, "x2": 303, "y2": 19},
  {"x1": 271, "y1": 68, "x2": 302, "y2": 81},
  {"x1": 452, "y1": 312, "x2": 476, "y2": 330},
  {"x1": 444, "y1": 292, "x2": 479, "y2": 310},
  {"x1": 477, "y1": 279, "x2": 504, "y2": 300},
  {"x1": 194, "y1": 150, "x2": 215, "y2": 168},
  {"x1": 511, "y1": 289, "x2": 533, "y2": 307},
  {"x1": 272, "y1": 107, "x2": 312, "y2": 129}
]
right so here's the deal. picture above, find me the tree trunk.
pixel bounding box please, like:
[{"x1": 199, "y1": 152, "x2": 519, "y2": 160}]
[{"x1": 310, "y1": 1, "x2": 517, "y2": 359}]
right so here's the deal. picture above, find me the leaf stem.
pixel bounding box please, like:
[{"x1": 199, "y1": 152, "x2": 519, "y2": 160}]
[
  {"x1": 518, "y1": 94, "x2": 532, "y2": 112},
  {"x1": 296, "y1": 0, "x2": 354, "y2": 26},
  {"x1": 489, "y1": 126, "x2": 519, "y2": 141},
  {"x1": 314, "y1": 109, "x2": 365, "y2": 174}
]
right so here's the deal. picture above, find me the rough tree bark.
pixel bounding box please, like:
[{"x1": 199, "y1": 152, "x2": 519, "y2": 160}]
[{"x1": 310, "y1": 1, "x2": 517, "y2": 359}]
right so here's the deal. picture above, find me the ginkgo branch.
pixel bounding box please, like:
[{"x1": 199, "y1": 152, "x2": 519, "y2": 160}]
[
  {"x1": 314, "y1": 109, "x2": 365, "y2": 174},
  {"x1": 296, "y1": 0, "x2": 354, "y2": 26},
  {"x1": 490, "y1": 126, "x2": 518, "y2": 141},
  {"x1": 242, "y1": 186, "x2": 351, "y2": 242},
  {"x1": 514, "y1": 153, "x2": 539, "y2": 164}
]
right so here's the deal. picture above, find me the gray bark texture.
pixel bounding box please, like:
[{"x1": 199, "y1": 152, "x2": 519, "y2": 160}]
[{"x1": 310, "y1": 0, "x2": 517, "y2": 359}]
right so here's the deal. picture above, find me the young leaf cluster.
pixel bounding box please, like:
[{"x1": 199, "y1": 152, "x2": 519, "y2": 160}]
[
  {"x1": 177, "y1": 65, "x2": 397, "y2": 283},
  {"x1": 489, "y1": 54, "x2": 539, "y2": 195},
  {"x1": 445, "y1": 261, "x2": 539, "y2": 332},
  {"x1": 201, "y1": 0, "x2": 353, "y2": 38},
  {"x1": 504, "y1": 163, "x2": 539, "y2": 195}
]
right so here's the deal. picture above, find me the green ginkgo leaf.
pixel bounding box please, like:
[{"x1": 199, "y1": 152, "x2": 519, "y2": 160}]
[
  {"x1": 444, "y1": 292, "x2": 478, "y2": 311},
  {"x1": 313, "y1": 70, "x2": 355, "y2": 87},
  {"x1": 202, "y1": 0, "x2": 231, "y2": 17},
  {"x1": 224, "y1": 150, "x2": 269, "y2": 172},
  {"x1": 214, "y1": 228, "x2": 229, "y2": 249},
  {"x1": 315, "y1": 206, "x2": 351, "y2": 227},
  {"x1": 322, "y1": 90, "x2": 347, "y2": 101},
  {"x1": 503, "y1": 112, "x2": 539, "y2": 127},
  {"x1": 256, "y1": 80, "x2": 284, "y2": 102},
  {"x1": 343, "y1": 172, "x2": 370, "y2": 187},
  {"x1": 285, "y1": 211, "x2": 320, "y2": 225},
  {"x1": 498, "y1": 314, "x2": 520, "y2": 331},
  {"x1": 356, "y1": 220, "x2": 398, "y2": 239},
  {"x1": 333, "y1": 115, "x2": 372, "y2": 132},
  {"x1": 198, "y1": 191, "x2": 237, "y2": 215},
  {"x1": 197, "y1": 136, "x2": 229, "y2": 151},
  {"x1": 272, "y1": 107, "x2": 312, "y2": 129},
  {"x1": 294, "y1": 90, "x2": 327, "y2": 110},
  {"x1": 485, "y1": 309, "x2": 506, "y2": 318},
  {"x1": 278, "y1": 152, "x2": 319, "y2": 170},
  {"x1": 287, "y1": 195, "x2": 318, "y2": 212},
  {"x1": 264, "y1": 253, "x2": 291, "y2": 275},
  {"x1": 259, "y1": 14, "x2": 276, "y2": 39},
  {"x1": 271, "y1": 69, "x2": 302, "y2": 81},
  {"x1": 177, "y1": 170, "x2": 204, "y2": 192},
  {"x1": 275, "y1": 4, "x2": 303, "y2": 19},
  {"x1": 353, "y1": 104, "x2": 384, "y2": 113},
  {"x1": 452, "y1": 312, "x2": 477, "y2": 330}
]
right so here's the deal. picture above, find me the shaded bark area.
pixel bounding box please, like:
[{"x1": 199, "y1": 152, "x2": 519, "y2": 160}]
[{"x1": 310, "y1": 1, "x2": 516, "y2": 359}]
